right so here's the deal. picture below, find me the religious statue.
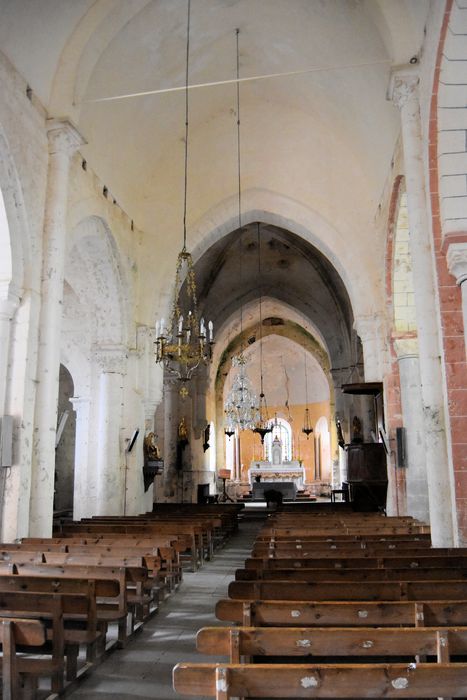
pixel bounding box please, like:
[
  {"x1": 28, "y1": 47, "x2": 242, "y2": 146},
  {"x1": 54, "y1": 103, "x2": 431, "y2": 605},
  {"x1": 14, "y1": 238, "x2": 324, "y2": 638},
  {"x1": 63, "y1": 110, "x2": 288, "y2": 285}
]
[
  {"x1": 336, "y1": 419, "x2": 345, "y2": 449},
  {"x1": 143, "y1": 432, "x2": 160, "y2": 463},
  {"x1": 178, "y1": 416, "x2": 189, "y2": 447},
  {"x1": 352, "y1": 415, "x2": 363, "y2": 444}
]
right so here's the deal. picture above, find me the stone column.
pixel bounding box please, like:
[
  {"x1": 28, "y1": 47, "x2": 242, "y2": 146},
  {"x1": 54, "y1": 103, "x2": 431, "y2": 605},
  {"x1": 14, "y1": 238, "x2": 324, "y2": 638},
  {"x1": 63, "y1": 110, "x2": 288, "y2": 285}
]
[
  {"x1": 394, "y1": 339, "x2": 430, "y2": 523},
  {"x1": 163, "y1": 376, "x2": 179, "y2": 498},
  {"x1": 389, "y1": 69, "x2": 455, "y2": 545},
  {"x1": 70, "y1": 396, "x2": 91, "y2": 520},
  {"x1": 0, "y1": 292, "x2": 20, "y2": 415},
  {"x1": 447, "y1": 242, "x2": 467, "y2": 360},
  {"x1": 94, "y1": 347, "x2": 127, "y2": 515},
  {"x1": 29, "y1": 119, "x2": 84, "y2": 536},
  {"x1": 354, "y1": 315, "x2": 385, "y2": 383},
  {"x1": 331, "y1": 368, "x2": 349, "y2": 486}
]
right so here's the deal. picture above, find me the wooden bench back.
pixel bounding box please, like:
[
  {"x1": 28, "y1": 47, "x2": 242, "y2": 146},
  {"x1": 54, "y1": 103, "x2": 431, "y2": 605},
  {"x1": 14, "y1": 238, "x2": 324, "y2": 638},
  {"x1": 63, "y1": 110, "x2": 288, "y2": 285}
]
[
  {"x1": 0, "y1": 572, "x2": 119, "y2": 598},
  {"x1": 173, "y1": 662, "x2": 467, "y2": 698},
  {"x1": 235, "y1": 566, "x2": 467, "y2": 582},
  {"x1": 244, "y1": 553, "x2": 467, "y2": 569},
  {"x1": 228, "y1": 579, "x2": 467, "y2": 601},
  {"x1": 196, "y1": 625, "x2": 467, "y2": 660},
  {"x1": 215, "y1": 598, "x2": 467, "y2": 627}
]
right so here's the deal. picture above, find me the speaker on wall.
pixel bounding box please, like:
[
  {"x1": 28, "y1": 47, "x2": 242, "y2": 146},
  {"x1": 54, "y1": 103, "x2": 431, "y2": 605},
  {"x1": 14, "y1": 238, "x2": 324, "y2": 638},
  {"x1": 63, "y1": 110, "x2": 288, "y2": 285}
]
[
  {"x1": 127, "y1": 429, "x2": 139, "y2": 453},
  {"x1": 0, "y1": 415, "x2": 13, "y2": 468},
  {"x1": 396, "y1": 426, "x2": 406, "y2": 468}
]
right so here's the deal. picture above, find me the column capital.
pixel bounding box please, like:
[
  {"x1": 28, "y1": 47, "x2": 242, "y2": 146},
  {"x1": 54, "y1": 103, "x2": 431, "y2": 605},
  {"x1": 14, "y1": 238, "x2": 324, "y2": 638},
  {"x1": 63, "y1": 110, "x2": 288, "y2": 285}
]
[
  {"x1": 387, "y1": 66, "x2": 419, "y2": 110},
  {"x1": 46, "y1": 118, "x2": 85, "y2": 156},
  {"x1": 353, "y1": 314, "x2": 383, "y2": 341},
  {"x1": 93, "y1": 345, "x2": 128, "y2": 374},
  {"x1": 393, "y1": 337, "x2": 419, "y2": 360},
  {"x1": 70, "y1": 396, "x2": 91, "y2": 410},
  {"x1": 446, "y1": 242, "x2": 467, "y2": 286}
]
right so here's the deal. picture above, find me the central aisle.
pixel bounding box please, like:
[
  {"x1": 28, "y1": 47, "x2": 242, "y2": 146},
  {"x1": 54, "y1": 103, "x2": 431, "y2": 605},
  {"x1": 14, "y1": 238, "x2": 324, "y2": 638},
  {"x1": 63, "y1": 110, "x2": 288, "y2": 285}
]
[{"x1": 67, "y1": 514, "x2": 264, "y2": 700}]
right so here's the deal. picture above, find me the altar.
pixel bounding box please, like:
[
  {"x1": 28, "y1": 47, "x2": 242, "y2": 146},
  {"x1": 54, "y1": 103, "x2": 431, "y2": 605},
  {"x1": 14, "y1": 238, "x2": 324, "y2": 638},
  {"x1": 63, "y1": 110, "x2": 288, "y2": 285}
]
[{"x1": 248, "y1": 436, "x2": 305, "y2": 489}]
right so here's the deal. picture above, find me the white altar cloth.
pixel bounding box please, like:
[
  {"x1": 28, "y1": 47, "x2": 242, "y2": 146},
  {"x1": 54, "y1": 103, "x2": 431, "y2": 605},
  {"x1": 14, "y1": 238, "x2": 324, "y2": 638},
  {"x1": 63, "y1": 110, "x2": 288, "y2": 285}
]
[{"x1": 249, "y1": 460, "x2": 305, "y2": 489}]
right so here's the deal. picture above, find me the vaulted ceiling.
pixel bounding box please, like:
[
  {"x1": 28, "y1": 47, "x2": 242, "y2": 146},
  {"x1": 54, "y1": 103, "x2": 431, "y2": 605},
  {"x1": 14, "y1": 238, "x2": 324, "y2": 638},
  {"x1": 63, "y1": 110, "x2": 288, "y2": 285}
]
[{"x1": 0, "y1": 0, "x2": 430, "y2": 394}]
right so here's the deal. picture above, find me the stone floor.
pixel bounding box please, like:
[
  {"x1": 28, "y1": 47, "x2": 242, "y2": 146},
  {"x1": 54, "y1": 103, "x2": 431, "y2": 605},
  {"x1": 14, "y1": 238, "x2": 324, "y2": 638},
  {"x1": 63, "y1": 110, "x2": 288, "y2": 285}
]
[{"x1": 66, "y1": 515, "x2": 263, "y2": 700}]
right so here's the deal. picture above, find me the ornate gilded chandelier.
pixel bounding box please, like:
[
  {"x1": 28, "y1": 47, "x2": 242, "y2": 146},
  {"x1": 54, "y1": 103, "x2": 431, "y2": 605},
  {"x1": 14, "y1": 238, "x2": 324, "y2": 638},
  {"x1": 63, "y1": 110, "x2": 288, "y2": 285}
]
[
  {"x1": 154, "y1": 0, "x2": 213, "y2": 386},
  {"x1": 223, "y1": 29, "x2": 259, "y2": 436}
]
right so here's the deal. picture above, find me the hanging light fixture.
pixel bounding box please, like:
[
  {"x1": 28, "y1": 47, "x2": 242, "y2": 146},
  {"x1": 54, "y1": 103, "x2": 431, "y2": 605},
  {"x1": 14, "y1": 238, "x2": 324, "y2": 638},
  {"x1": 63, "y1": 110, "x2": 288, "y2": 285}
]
[
  {"x1": 223, "y1": 29, "x2": 259, "y2": 436},
  {"x1": 154, "y1": 0, "x2": 213, "y2": 388},
  {"x1": 252, "y1": 222, "x2": 273, "y2": 445},
  {"x1": 302, "y1": 350, "x2": 314, "y2": 438}
]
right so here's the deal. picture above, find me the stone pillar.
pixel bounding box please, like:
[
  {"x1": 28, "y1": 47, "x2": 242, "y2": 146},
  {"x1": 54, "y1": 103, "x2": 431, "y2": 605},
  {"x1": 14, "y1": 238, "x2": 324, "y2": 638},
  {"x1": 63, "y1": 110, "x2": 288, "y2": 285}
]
[
  {"x1": 29, "y1": 119, "x2": 84, "y2": 536},
  {"x1": 331, "y1": 368, "x2": 348, "y2": 486},
  {"x1": 0, "y1": 292, "x2": 20, "y2": 414},
  {"x1": 163, "y1": 376, "x2": 179, "y2": 498},
  {"x1": 389, "y1": 69, "x2": 455, "y2": 545},
  {"x1": 394, "y1": 339, "x2": 430, "y2": 523},
  {"x1": 70, "y1": 396, "x2": 91, "y2": 520},
  {"x1": 354, "y1": 315, "x2": 385, "y2": 382},
  {"x1": 447, "y1": 242, "x2": 467, "y2": 360},
  {"x1": 94, "y1": 347, "x2": 127, "y2": 515}
]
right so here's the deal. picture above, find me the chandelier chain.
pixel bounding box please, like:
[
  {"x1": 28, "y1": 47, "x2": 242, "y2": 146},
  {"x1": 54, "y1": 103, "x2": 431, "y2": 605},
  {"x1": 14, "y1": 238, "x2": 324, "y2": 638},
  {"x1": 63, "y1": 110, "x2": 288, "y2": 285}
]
[
  {"x1": 182, "y1": 0, "x2": 191, "y2": 251},
  {"x1": 235, "y1": 28, "x2": 244, "y2": 341},
  {"x1": 257, "y1": 222, "x2": 264, "y2": 396}
]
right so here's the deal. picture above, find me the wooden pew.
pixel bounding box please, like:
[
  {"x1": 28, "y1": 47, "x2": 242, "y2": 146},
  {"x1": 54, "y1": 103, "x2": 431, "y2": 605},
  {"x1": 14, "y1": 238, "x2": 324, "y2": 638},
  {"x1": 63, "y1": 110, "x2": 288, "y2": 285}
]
[
  {"x1": 173, "y1": 661, "x2": 467, "y2": 698},
  {"x1": 0, "y1": 568, "x2": 127, "y2": 647},
  {"x1": 22, "y1": 536, "x2": 184, "y2": 589},
  {"x1": 228, "y1": 579, "x2": 467, "y2": 601},
  {"x1": 0, "y1": 589, "x2": 100, "y2": 686},
  {"x1": 235, "y1": 566, "x2": 467, "y2": 581},
  {"x1": 0, "y1": 618, "x2": 47, "y2": 700},
  {"x1": 251, "y1": 541, "x2": 435, "y2": 557},
  {"x1": 41, "y1": 553, "x2": 157, "y2": 622},
  {"x1": 196, "y1": 624, "x2": 467, "y2": 661},
  {"x1": 215, "y1": 598, "x2": 467, "y2": 627},
  {"x1": 244, "y1": 552, "x2": 467, "y2": 569},
  {"x1": 58, "y1": 523, "x2": 202, "y2": 571}
]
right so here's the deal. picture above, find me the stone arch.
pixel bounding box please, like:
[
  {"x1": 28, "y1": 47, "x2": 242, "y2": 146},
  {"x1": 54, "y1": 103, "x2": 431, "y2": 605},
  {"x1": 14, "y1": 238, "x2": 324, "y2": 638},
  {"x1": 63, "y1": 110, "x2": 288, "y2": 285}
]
[
  {"x1": 54, "y1": 363, "x2": 76, "y2": 514},
  {"x1": 0, "y1": 124, "x2": 30, "y2": 302},
  {"x1": 189, "y1": 190, "x2": 379, "y2": 321},
  {"x1": 154, "y1": 190, "x2": 380, "y2": 330},
  {"x1": 66, "y1": 215, "x2": 129, "y2": 349},
  {"x1": 215, "y1": 323, "x2": 333, "y2": 478}
]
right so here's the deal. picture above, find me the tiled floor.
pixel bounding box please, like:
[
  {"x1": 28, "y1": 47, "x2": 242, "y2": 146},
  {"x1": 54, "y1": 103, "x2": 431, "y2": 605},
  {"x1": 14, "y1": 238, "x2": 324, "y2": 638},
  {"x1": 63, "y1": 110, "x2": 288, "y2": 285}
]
[{"x1": 66, "y1": 516, "x2": 263, "y2": 700}]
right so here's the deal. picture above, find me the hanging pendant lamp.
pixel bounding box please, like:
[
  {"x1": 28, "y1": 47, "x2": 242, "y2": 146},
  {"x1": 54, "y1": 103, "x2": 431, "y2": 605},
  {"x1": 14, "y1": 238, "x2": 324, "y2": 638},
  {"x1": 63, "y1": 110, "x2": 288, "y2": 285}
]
[
  {"x1": 154, "y1": 0, "x2": 214, "y2": 388},
  {"x1": 302, "y1": 350, "x2": 314, "y2": 438},
  {"x1": 224, "y1": 29, "x2": 259, "y2": 436},
  {"x1": 252, "y1": 222, "x2": 273, "y2": 445}
]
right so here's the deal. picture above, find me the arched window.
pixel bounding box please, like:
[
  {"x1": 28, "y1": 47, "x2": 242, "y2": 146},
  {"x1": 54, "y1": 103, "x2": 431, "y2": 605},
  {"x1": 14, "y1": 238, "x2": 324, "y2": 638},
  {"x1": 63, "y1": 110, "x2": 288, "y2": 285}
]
[{"x1": 264, "y1": 417, "x2": 293, "y2": 462}]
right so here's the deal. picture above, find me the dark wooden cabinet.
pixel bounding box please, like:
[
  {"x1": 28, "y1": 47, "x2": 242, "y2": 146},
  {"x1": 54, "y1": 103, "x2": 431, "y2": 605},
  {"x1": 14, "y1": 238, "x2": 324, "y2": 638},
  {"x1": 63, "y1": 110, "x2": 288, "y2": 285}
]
[{"x1": 345, "y1": 443, "x2": 388, "y2": 512}]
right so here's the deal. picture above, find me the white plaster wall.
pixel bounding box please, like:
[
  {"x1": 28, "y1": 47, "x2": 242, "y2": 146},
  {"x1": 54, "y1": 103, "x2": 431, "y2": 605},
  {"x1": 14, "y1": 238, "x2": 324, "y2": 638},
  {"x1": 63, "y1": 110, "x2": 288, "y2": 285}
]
[{"x1": 0, "y1": 50, "x2": 48, "y2": 540}]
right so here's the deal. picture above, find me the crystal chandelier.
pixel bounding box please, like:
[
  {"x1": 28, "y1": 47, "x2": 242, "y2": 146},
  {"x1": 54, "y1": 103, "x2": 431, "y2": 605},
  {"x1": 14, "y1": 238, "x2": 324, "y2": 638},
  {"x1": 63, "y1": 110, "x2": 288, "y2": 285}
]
[
  {"x1": 224, "y1": 354, "x2": 259, "y2": 435},
  {"x1": 252, "y1": 223, "x2": 273, "y2": 445},
  {"x1": 301, "y1": 350, "x2": 314, "y2": 438},
  {"x1": 223, "y1": 29, "x2": 258, "y2": 435},
  {"x1": 154, "y1": 0, "x2": 213, "y2": 385}
]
